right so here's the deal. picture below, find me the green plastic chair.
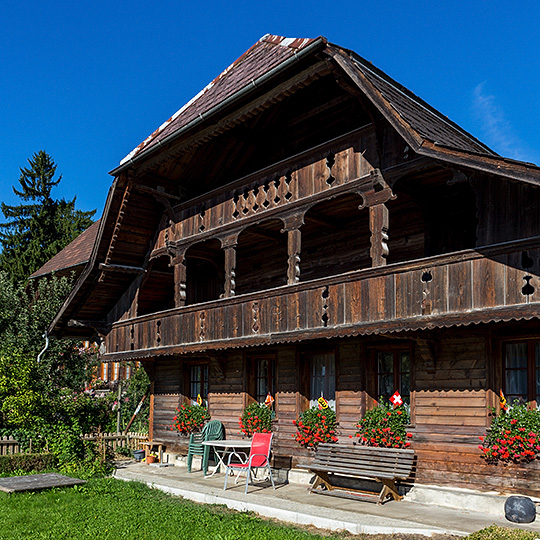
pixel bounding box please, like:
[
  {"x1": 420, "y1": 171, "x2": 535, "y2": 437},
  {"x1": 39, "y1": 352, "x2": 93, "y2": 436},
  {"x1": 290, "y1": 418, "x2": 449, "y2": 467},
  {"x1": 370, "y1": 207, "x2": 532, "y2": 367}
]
[{"x1": 187, "y1": 420, "x2": 224, "y2": 475}]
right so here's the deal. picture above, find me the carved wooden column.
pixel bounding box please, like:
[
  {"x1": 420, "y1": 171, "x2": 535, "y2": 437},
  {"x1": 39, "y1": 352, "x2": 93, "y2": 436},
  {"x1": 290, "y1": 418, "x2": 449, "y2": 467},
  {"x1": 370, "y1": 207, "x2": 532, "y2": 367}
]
[
  {"x1": 169, "y1": 247, "x2": 188, "y2": 307},
  {"x1": 369, "y1": 203, "x2": 389, "y2": 267},
  {"x1": 282, "y1": 213, "x2": 304, "y2": 285},
  {"x1": 356, "y1": 169, "x2": 394, "y2": 268},
  {"x1": 220, "y1": 234, "x2": 239, "y2": 298}
]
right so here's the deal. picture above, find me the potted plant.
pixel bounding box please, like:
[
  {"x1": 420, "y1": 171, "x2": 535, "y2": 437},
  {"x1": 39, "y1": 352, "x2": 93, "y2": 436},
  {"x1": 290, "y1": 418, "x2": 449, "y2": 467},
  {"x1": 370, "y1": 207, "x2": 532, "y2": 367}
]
[
  {"x1": 355, "y1": 401, "x2": 412, "y2": 448},
  {"x1": 479, "y1": 402, "x2": 540, "y2": 464},
  {"x1": 145, "y1": 452, "x2": 158, "y2": 464},
  {"x1": 239, "y1": 401, "x2": 273, "y2": 436},
  {"x1": 292, "y1": 405, "x2": 337, "y2": 448},
  {"x1": 171, "y1": 403, "x2": 210, "y2": 434}
]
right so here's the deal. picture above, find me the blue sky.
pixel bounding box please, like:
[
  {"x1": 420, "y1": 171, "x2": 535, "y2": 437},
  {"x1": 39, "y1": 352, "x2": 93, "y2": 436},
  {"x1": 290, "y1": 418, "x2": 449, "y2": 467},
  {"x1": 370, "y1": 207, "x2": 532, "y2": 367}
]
[{"x1": 1, "y1": 1, "x2": 539, "y2": 218}]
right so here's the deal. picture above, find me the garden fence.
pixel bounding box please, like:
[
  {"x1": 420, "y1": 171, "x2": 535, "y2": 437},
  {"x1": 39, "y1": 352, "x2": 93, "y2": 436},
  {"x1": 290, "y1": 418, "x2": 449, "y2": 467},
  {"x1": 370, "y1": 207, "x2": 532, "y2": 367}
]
[{"x1": 0, "y1": 432, "x2": 148, "y2": 455}]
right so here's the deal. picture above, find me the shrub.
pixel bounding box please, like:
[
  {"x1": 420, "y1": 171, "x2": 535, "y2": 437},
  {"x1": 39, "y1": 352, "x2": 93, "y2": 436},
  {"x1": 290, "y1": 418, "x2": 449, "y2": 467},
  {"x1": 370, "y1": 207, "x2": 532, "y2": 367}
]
[
  {"x1": 171, "y1": 404, "x2": 210, "y2": 434},
  {"x1": 355, "y1": 402, "x2": 412, "y2": 448},
  {"x1": 479, "y1": 403, "x2": 540, "y2": 464},
  {"x1": 292, "y1": 406, "x2": 337, "y2": 448},
  {"x1": 0, "y1": 452, "x2": 56, "y2": 474},
  {"x1": 239, "y1": 402, "x2": 273, "y2": 436}
]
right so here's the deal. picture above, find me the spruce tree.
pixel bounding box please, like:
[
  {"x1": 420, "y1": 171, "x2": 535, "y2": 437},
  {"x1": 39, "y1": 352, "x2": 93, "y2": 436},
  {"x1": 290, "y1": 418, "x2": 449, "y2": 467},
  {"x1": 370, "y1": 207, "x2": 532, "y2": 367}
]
[{"x1": 0, "y1": 151, "x2": 95, "y2": 283}]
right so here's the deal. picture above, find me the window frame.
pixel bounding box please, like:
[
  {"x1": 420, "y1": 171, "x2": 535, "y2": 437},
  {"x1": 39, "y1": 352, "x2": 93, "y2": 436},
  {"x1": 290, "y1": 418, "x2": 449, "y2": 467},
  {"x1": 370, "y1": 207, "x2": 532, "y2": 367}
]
[
  {"x1": 247, "y1": 354, "x2": 276, "y2": 405},
  {"x1": 185, "y1": 361, "x2": 209, "y2": 406},
  {"x1": 502, "y1": 339, "x2": 540, "y2": 407},
  {"x1": 299, "y1": 350, "x2": 337, "y2": 410},
  {"x1": 371, "y1": 345, "x2": 412, "y2": 406}
]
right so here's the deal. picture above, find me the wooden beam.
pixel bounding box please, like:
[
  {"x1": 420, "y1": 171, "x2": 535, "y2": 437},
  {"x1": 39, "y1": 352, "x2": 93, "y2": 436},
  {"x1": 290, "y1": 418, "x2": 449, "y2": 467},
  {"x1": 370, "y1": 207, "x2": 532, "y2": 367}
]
[
  {"x1": 98, "y1": 263, "x2": 146, "y2": 275},
  {"x1": 132, "y1": 183, "x2": 182, "y2": 201}
]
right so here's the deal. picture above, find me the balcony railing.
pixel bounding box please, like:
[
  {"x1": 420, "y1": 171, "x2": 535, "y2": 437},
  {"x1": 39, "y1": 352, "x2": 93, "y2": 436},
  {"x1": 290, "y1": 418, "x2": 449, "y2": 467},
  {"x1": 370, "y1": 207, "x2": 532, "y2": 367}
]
[{"x1": 103, "y1": 236, "x2": 540, "y2": 360}]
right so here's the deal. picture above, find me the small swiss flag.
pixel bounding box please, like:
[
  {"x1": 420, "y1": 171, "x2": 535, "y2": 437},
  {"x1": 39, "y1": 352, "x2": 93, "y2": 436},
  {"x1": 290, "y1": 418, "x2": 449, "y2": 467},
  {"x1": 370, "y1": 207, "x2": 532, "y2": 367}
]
[{"x1": 390, "y1": 391, "x2": 403, "y2": 408}]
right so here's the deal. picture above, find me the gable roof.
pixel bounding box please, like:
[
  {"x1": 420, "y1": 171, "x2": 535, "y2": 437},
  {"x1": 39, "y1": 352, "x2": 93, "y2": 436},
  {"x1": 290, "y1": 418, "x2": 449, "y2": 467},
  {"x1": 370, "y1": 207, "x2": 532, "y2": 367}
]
[
  {"x1": 117, "y1": 35, "x2": 324, "y2": 169},
  {"x1": 112, "y1": 34, "x2": 539, "y2": 184},
  {"x1": 29, "y1": 220, "x2": 100, "y2": 279},
  {"x1": 49, "y1": 34, "x2": 540, "y2": 338}
]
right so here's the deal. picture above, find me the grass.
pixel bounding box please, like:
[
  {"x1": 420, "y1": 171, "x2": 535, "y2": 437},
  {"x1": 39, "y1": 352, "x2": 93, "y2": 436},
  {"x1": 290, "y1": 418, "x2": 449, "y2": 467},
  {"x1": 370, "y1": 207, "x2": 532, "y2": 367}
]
[
  {"x1": 0, "y1": 477, "x2": 536, "y2": 540},
  {"x1": 0, "y1": 477, "x2": 351, "y2": 540}
]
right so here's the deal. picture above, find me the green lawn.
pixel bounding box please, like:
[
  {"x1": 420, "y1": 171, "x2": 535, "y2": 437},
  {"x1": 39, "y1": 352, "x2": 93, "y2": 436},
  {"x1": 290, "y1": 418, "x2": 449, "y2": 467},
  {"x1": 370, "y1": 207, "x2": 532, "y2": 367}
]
[
  {"x1": 0, "y1": 477, "x2": 343, "y2": 540},
  {"x1": 0, "y1": 477, "x2": 536, "y2": 540}
]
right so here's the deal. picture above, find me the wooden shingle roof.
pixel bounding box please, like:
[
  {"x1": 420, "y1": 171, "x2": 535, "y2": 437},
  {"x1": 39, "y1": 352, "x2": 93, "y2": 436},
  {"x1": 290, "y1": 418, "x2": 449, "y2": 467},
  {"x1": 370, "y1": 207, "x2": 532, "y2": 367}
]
[
  {"x1": 29, "y1": 220, "x2": 99, "y2": 279},
  {"x1": 119, "y1": 35, "x2": 321, "y2": 167}
]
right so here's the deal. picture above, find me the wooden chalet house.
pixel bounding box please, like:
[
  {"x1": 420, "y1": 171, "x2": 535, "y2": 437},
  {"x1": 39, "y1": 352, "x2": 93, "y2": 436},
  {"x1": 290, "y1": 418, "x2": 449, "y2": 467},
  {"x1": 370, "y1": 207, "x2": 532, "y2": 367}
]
[{"x1": 49, "y1": 35, "x2": 540, "y2": 496}]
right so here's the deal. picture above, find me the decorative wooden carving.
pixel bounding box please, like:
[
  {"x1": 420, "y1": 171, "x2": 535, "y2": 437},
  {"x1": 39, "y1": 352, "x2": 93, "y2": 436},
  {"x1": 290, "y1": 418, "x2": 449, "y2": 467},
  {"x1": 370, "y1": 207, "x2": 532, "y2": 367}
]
[
  {"x1": 421, "y1": 269, "x2": 433, "y2": 315},
  {"x1": 173, "y1": 257, "x2": 187, "y2": 308},
  {"x1": 415, "y1": 338, "x2": 436, "y2": 374},
  {"x1": 224, "y1": 246, "x2": 237, "y2": 297},
  {"x1": 252, "y1": 301, "x2": 260, "y2": 333},
  {"x1": 287, "y1": 228, "x2": 302, "y2": 285},
  {"x1": 281, "y1": 213, "x2": 304, "y2": 285},
  {"x1": 199, "y1": 311, "x2": 206, "y2": 341},
  {"x1": 156, "y1": 320, "x2": 161, "y2": 345},
  {"x1": 369, "y1": 203, "x2": 389, "y2": 267},
  {"x1": 321, "y1": 286, "x2": 330, "y2": 327},
  {"x1": 220, "y1": 234, "x2": 239, "y2": 298}
]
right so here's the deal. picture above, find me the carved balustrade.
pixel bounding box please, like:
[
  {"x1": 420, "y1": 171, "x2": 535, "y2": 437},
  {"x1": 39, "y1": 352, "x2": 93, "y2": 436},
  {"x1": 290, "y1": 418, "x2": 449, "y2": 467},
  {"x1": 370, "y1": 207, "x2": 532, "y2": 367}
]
[
  {"x1": 103, "y1": 237, "x2": 540, "y2": 360},
  {"x1": 153, "y1": 127, "x2": 385, "y2": 254}
]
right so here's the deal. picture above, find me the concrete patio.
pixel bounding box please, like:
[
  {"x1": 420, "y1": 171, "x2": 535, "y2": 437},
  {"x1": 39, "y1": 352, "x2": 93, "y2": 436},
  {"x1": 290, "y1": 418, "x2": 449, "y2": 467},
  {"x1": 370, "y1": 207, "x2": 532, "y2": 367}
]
[{"x1": 113, "y1": 457, "x2": 540, "y2": 537}]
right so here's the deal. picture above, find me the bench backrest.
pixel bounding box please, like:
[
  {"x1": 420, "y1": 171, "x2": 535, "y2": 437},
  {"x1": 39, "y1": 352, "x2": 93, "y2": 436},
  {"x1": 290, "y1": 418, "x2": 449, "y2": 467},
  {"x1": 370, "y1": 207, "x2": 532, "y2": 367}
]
[{"x1": 313, "y1": 443, "x2": 415, "y2": 480}]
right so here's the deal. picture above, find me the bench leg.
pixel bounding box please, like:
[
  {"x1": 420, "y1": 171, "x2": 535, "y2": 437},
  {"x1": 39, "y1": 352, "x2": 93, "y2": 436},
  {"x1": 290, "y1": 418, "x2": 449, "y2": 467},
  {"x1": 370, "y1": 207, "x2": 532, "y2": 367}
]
[
  {"x1": 378, "y1": 479, "x2": 402, "y2": 504},
  {"x1": 311, "y1": 471, "x2": 334, "y2": 492}
]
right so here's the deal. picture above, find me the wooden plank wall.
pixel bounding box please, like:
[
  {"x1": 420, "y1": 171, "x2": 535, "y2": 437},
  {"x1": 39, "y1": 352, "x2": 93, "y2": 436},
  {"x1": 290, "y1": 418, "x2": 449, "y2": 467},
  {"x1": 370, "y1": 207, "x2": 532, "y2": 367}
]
[
  {"x1": 148, "y1": 332, "x2": 540, "y2": 497},
  {"x1": 152, "y1": 357, "x2": 182, "y2": 445},
  {"x1": 106, "y1": 241, "x2": 540, "y2": 355},
  {"x1": 475, "y1": 176, "x2": 540, "y2": 245},
  {"x1": 409, "y1": 330, "x2": 540, "y2": 496},
  {"x1": 208, "y1": 353, "x2": 245, "y2": 437}
]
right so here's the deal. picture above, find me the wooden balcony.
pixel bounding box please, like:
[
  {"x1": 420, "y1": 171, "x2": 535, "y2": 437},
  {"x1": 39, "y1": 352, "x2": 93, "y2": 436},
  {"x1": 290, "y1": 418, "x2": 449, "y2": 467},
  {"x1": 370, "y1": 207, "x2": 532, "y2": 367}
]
[{"x1": 103, "y1": 237, "x2": 540, "y2": 360}]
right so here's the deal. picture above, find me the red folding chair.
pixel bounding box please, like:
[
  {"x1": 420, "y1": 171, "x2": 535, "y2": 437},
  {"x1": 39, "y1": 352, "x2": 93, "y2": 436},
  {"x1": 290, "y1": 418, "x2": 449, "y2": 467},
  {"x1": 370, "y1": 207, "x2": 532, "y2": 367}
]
[{"x1": 223, "y1": 432, "x2": 276, "y2": 494}]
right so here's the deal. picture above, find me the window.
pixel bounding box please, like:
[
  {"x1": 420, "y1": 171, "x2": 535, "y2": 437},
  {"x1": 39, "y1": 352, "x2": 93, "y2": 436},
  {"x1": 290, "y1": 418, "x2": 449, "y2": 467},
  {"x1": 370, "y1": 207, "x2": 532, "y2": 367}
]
[
  {"x1": 253, "y1": 356, "x2": 275, "y2": 404},
  {"x1": 112, "y1": 362, "x2": 120, "y2": 381},
  {"x1": 376, "y1": 349, "x2": 410, "y2": 404},
  {"x1": 189, "y1": 364, "x2": 209, "y2": 405},
  {"x1": 504, "y1": 341, "x2": 540, "y2": 405},
  {"x1": 101, "y1": 362, "x2": 109, "y2": 381},
  {"x1": 309, "y1": 352, "x2": 335, "y2": 408}
]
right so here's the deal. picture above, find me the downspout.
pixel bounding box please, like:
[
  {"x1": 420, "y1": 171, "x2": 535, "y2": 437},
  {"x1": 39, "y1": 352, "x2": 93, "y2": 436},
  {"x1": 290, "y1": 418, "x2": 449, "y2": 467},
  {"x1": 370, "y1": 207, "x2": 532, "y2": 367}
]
[{"x1": 37, "y1": 332, "x2": 49, "y2": 363}]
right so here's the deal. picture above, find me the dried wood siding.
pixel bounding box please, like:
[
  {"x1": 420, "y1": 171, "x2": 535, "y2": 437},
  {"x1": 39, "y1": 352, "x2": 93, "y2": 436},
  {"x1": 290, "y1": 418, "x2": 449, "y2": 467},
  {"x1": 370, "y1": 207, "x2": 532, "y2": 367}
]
[
  {"x1": 104, "y1": 238, "x2": 540, "y2": 358},
  {"x1": 152, "y1": 358, "x2": 181, "y2": 443},
  {"x1": 154, "y1": 131, "x2": 378, "y2": 252},
  {"x1": 208, "y1": 353, "x2": 245, "y2": 437},
  {"x1": 475, "y1": 176, "x2": 540, "y2": 245}
]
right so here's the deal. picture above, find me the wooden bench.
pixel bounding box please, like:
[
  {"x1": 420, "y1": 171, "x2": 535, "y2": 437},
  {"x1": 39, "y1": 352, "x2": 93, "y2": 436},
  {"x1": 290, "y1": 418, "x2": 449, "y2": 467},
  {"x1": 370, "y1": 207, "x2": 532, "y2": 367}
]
[{"x1": 297, "y1": 443, "x2": 415, "y2": 504}]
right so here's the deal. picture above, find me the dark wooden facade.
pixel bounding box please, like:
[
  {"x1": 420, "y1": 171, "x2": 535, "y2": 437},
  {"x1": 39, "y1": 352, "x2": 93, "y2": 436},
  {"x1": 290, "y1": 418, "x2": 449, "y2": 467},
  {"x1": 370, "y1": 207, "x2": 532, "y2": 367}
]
[{"x1": 49, "y1": 35, "x2": 540, "y2": 496}]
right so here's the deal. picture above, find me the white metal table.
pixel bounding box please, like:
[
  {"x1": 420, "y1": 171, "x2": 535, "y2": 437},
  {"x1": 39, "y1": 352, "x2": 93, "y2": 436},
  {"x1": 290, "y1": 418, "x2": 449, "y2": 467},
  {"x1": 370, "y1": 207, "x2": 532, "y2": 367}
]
[{"x1": 201, "y1": 439, "x2": 252, "y2": 477}]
